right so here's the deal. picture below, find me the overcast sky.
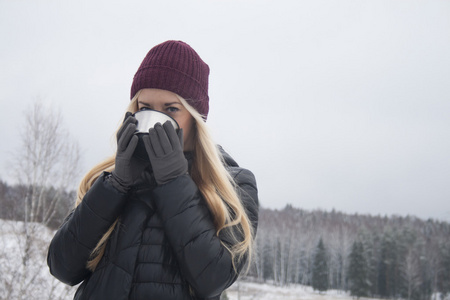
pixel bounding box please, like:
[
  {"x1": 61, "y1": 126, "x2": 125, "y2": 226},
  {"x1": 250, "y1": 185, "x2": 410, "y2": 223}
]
[{"x1": 1, "y1": 0, "x2": 449, "y2": 221}]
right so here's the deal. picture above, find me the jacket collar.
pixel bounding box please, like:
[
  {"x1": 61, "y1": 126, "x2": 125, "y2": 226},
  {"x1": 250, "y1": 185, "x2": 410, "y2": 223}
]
[{"x1": 217, "y1": 145, "x2": 239, "y2": 168}]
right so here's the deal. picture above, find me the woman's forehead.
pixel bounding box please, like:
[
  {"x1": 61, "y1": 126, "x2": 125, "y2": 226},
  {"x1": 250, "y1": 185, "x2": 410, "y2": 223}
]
[{"x1": 137, "y1": 88, "x2": 180, "y2": 104}]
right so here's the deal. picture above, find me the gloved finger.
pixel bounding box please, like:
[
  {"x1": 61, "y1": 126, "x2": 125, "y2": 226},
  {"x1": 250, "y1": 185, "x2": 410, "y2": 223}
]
[
  {"x1": 142, "y1": 134, "x2": 156, "y2": 159},
  {"x1": 154, "y1": 122, "x2": 173, "y2": 154},
  {"x1": 162, "y1": 121, "x2": 182, "y2": 151},
  {"x1": 117, "y1": 123, "x2": 136, "y2": 153},
  {"x1": 148, "y1": 126, "x2": 165, "y2": 157},
  {"x1": 123, "y1": 111, "x2": 132, "y2": 123},
  {"x1": 122, "y1": 134, "x2": 139, "y2": 159},
  {"x1": 117, "y1": 114, "x2": 137, "y2": 140},
  {"x1": 177, "y1": 128, "x2": 184, "y2": 151}
]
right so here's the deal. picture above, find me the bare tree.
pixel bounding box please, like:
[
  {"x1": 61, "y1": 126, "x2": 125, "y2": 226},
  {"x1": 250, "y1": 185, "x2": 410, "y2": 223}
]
[
  {"x1": 1, "y1": 100, "x2": 80, "y2": 299},
  {"x1": 327, "y1": 224, "x2": 354, "y2": 291},
  {"x1": 401, "y1": 249, "x2": 422, "y2": 300},
  {"x1": 15, "y1": 101, "x2": 81, "y2": 225}
]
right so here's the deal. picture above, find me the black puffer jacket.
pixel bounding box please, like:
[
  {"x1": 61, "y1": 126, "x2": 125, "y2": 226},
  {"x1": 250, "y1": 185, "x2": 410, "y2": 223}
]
[{"x1": 47, "y1": 148, "x2": 258, "y2": 300}]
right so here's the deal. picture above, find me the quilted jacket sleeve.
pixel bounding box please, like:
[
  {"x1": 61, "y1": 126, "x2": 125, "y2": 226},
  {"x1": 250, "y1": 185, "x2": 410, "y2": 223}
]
[
  {"x1": 47, "y1": 173, "x2": 128, "y2": 286},
  {"x1": 152, "y1": 167, "x2": 258, "y2": 299}
]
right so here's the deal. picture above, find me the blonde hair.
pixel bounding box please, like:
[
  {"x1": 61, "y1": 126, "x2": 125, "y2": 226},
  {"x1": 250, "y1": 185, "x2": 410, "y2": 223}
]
[{"x1": 76, "y1": 91, "x2": 254, "y2": 272}]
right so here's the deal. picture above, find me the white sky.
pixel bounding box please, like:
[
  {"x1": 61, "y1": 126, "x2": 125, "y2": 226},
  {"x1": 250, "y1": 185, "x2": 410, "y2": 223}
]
[{"x1": 1, "y1": 0, "x2": 449, "y2": 221}]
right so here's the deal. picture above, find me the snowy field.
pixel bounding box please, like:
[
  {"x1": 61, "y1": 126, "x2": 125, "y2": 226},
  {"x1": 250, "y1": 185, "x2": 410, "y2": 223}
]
[
  {"x1": 226, "y1": 281, "x2": 380, "y2": 300},
  {"x1": 0, "y1": 219, "x2": 76, "y2": 299}
]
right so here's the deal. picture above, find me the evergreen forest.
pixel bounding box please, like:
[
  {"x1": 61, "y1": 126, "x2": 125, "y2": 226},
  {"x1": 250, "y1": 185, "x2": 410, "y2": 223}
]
[{"x1": 248, "y1": 205, "x2": 450, "y2": 300}]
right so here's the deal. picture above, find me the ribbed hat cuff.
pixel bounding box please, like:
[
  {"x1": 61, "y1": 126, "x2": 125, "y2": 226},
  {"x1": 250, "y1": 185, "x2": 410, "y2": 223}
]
[{"x1": 131, "y1": 67, "x2": 209, "y2": 116}]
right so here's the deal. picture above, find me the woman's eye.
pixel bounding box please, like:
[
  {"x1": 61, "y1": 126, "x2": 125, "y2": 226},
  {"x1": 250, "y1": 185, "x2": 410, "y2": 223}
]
[
  {"x1": 167, "y1": 107, "x2": 179, "y2": 113},
  {"x1": 140, "y1": 107, "x2": 151, "y2": 111}
]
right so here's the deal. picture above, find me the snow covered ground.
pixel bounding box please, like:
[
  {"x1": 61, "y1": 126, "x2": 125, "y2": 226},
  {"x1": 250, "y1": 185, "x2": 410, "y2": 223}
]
[
  {"x1": 0, "y1": 219, "x2": 76, "y2": 299},
  {"x1": 225, "y1": 281, "x2": 380, "y2": 300}
]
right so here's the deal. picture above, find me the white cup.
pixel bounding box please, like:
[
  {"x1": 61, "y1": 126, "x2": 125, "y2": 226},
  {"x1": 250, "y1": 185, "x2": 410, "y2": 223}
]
[
  {"x1": 132, "y1": 109, "x2": 180, "y2": 161},
  {"x1": 133, "y1": 109, "x2": 179, "y2": 133}
]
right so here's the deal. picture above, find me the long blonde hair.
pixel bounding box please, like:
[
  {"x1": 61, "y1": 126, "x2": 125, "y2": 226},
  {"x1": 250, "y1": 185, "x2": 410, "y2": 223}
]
[{"x1": 76, "y1": 91, "x2": 254, "y2": 272}]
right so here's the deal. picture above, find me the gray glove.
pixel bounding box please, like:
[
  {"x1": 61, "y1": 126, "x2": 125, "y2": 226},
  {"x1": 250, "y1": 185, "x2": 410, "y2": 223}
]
[
  {"x1": 142, "y1": 121, "x2": 188, "y2": 185},
  {"x1": 110, "y1": 112, "x2": 149, "y2": 192}
]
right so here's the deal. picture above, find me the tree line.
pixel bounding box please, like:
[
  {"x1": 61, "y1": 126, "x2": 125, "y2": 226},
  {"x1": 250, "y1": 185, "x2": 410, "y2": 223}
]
[
  {"x1": 247, "y1": 205, "x2": 450, "y2": 300},
  {"x1": 0, "y1": 179, "x2": 74, "y2": 230}
]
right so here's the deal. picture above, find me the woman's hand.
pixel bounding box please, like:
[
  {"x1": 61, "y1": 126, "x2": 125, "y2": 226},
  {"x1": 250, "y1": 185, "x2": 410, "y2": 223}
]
[
  {"x1": 142, "y1": 121, "x2": 188, "y2": 185},
  {"x1": 111, "y1": 112, "x2": 148, "y2": 191}
]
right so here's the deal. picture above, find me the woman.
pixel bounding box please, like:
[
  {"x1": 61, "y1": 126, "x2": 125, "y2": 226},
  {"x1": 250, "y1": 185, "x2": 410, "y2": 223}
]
[{"x1": 47, "y1": 40, "x2": 259, "y2": 300}]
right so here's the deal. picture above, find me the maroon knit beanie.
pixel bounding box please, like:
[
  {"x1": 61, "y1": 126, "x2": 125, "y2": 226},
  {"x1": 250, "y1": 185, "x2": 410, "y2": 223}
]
[{"x1": 131, "y1": 40, "x2": 210, "y2": 118}]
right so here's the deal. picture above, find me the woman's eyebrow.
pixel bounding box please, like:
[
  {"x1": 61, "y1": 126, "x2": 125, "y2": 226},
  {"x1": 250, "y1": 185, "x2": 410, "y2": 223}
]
[
  {"x1": 138, "y1": 101, "x2": 151, "y2": 106},
  {"x1": 164, "y1": 102, "x2": 181, "y2": 106}
]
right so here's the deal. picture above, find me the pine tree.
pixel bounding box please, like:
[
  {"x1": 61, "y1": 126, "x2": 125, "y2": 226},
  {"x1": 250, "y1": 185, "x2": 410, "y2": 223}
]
[
  {"x1": 378, "y1": 230, "x2": 400, "y2": 298},
  {"x1": 348, "y1": 240, "x2": 370, "y2": 298},
  {"x1": 439, "y1": 242, "x2": 450, "y2": 299},
  {"x1": 365, "y1": 234, "x2": 380, "y2": 296},
  {"x1": 312, "y1": 238, "x2": 329, "y2": 292}
]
